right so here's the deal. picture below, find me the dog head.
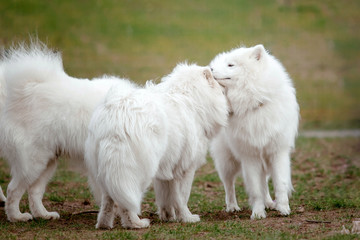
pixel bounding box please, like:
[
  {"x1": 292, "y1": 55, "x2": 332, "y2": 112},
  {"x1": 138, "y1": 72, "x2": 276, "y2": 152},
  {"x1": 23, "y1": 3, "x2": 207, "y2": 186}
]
[
  {"x1": 209, "y1": 44, "x2": 268, "y2": 89},
  {"x1": 161, "y1": 63, "x2": 229, "y2": 137}
]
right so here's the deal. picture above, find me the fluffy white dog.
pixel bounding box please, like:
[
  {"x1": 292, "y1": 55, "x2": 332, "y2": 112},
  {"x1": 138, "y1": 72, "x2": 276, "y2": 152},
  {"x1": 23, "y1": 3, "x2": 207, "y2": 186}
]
[
  {"x1": 209, "y1": 45, "x2": 299, "y2": 219},
  {"x1": 85, "y1": 63, "x2": 228, "y2": 229},
  {"x1": 0, "y1": 43, "x2": 137, "y2": 222}
]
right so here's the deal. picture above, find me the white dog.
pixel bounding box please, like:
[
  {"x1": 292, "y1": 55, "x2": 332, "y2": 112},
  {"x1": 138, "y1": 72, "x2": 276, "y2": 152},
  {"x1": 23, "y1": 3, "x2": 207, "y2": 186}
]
[
  {"x1": 0, "y1": 43, "x2": 137, "y2": 222},
  {"x1": 85, "y1": 63, "x2": 228, "y2": 229},
  {"x1": 210, "y1": 45, "x2": 299, "y2": 219}
]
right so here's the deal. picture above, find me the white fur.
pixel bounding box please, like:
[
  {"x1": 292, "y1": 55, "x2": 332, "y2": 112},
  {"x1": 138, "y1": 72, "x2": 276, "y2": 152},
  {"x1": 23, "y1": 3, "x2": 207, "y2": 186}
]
[
  {"x1": 0, "y1": 43, "x2": 137, "y2": 222},
  {"x1": 85, "y1": 63, "x2": 228, "y2": 229},
  {"x1": 210, "y1": 45, "x2": 299, "y2": 219},
  {"x1": 0, "y1": 62, "x2": 7, "y2": 203}
]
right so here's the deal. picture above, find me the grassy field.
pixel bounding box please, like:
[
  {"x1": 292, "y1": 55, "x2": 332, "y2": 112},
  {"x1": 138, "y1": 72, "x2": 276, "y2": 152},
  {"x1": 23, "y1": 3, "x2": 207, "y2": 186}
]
[
  {"x1": 0, "y1": 0, "x2": 359, "y2": 239},
  {"x1": 0, "y1": 0, "x2": 359, "y2": 129},
  {"x1": 0, "y1": 137, "x2": 359, "y2": 239}
]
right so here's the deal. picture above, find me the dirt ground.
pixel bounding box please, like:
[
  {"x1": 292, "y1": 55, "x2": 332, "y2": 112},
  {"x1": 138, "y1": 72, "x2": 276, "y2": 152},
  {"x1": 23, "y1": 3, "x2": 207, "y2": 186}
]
[{"x1": 0, "y1": 199, "x2": 358, "y2": 239}]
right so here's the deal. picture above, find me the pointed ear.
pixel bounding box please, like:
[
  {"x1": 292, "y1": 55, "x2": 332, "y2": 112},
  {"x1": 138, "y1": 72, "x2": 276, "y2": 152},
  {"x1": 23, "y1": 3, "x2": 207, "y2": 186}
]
[
  {"x1": 250, "y1": 44, "x2": 266, "y2": 61},
  {"x1": 203, "y1": 68, "x2": 215, "y2": 87}
]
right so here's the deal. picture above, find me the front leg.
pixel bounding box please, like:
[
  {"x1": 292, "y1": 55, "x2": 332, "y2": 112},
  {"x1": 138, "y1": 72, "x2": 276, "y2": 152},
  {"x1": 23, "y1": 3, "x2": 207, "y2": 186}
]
[{"x1": 265, "y1": 175, "x2": 276, "y2": 210}]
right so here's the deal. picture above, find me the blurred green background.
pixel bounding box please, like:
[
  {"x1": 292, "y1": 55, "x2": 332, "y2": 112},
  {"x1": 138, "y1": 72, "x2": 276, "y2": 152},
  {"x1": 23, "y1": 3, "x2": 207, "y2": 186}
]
[{"x1": 1, "y1": 0, "x2": 359, "y2": 129}]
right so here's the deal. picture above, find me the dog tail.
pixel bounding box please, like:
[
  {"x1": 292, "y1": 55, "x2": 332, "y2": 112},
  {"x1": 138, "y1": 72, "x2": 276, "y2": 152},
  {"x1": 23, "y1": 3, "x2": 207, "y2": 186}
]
[
  {"x1": 2, "y1": 40, "x2": 67, "y2": 99},
  {"x1": 90, "y1": 88, "x2": 167, "y2": 214}
]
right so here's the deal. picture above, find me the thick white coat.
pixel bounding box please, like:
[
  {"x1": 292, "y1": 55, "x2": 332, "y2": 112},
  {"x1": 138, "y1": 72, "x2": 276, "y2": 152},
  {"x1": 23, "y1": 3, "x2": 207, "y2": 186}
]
[
  {"x1": 210, "y1": 45, "x2": 299, "y2": 219},
  {"x1": 85, "y1": 63, "x2": 228, "y2": 229},
  {"x1": 0, "y1": 62, "x2": 7, "y2": 202},
  {"x1": 0, "y1": 43, "x2": 136, "y2": 222}
]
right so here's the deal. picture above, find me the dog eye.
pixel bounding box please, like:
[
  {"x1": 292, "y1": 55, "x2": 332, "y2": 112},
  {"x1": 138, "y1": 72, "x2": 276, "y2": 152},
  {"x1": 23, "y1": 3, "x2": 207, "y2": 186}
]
[{"x1": 228, "y1": 64, "x2": 234, "y2": 67}]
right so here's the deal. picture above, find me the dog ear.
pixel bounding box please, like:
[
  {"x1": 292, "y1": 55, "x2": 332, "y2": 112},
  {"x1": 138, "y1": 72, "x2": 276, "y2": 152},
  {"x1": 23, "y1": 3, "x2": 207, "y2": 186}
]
[
  {"x1": 203, "y1": 68, "x2": 215, "y2": 87},
  {"x1": 250, "y1": 44, "x2": 266, "y2": 61}
]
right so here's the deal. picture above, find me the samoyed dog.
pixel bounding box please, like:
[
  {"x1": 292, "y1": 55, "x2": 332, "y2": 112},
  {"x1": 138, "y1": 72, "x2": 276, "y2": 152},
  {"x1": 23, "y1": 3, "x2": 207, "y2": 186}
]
[
  {"x1": 85, "y1": 63, "x2": 228, "y2": 229},
  {"x1": 0, "y1": 43, "x2": 137, "y2": 222},
  {"x1": 209, "y1": 45, "x2": 299, "y2": 219}
]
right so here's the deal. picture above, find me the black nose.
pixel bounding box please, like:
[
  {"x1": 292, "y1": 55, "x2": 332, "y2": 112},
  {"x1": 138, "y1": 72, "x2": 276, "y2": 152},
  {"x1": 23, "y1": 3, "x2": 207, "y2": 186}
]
[{"x1": 210, "y1": 68, "x2": 213, "y2": 72}]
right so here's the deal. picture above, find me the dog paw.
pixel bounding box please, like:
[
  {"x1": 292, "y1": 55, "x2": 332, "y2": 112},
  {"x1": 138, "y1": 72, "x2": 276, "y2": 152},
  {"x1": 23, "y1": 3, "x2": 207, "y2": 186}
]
[
  {"x1": 52, "y1": 211, "x2": 60, "y2": 219},
  {"x1": 34, "y1": 211, "x2": 60, "y2": 220},
  {"x1": 181, "y1": 214, "x2": 200, "y2": 223},
  {"x1": 276, "y1": 203, "x2": 291, "y2": 216},
  {"x1": 96, "y1": 221, "x2": 114, "y2": 229},
  {"x1": 158, "y1": 208, "x2": 176, "y2": 221},
  {"x1": 226, "y1": 204, "x2": 241, "y2": 212},
  {"x1": 250, "y1": 210, "x2": 266, "y2": 220},
  {"x1": 131, "y1": 218, "x2": 150, "y2": 229},
  {"x1": 8, "y1": 212, "x2": 33, "y2": 222},
  {"x1": 265, "y1": 200, "x2": 276, "y2": 210}
]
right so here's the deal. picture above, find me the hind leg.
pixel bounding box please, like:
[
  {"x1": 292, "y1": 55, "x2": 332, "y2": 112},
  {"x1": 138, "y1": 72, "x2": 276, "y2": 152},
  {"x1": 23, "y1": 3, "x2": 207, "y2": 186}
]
[
  {"x1": 87, "y1": 174, "x2": 103, "y2": 206},
  {"x1": 96, "y1": 193, "x2": 116, "y2": 229},
  {"x1": 264, "y1": 176, "x2": 276, "y2": 210},
  {"x1": 154, "y1": 179, "x2": 176, "y2": 221},
  {"x1": 102, "y1": 165, "x2": 150, "y2": 228},
  {"x1": 211, "y1": 136, "x2": 242, "y2": 212},
  {"x1": 116, "y1": 186, "x2": 150, "y2": 229},
  {"x1": 270, "y1": 150, "x2": 293, "y2": 216},
  {"x1": 0, "y1": 186, "x2": 6, "y2": 202},
  {"x1": 154, "y1": 167, "x2": 200, "y2": 223},
  {"x1": 28, "y1": 159, "x2": 59, "y2": 220},
  {"x1": 115, "y1": 184, "x2": 150, "y2": 229},
  {"x1": 6, "y1": 177, "x2": 32, "y2": 222},
  {"x1": 118, "y1": 208, "x2": 150, "y2": 229}
]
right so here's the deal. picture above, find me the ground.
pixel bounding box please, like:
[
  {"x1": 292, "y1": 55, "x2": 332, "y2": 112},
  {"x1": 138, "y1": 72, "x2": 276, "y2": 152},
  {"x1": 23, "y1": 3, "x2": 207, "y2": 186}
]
[{"x1": 0, "y1": 137, "x2": 359, "y2": 239}]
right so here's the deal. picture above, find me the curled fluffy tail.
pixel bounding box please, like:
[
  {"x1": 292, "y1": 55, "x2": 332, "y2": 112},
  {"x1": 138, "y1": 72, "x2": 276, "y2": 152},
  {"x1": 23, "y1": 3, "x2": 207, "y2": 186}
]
[{"x1": 2, "y1": 40, "x2": 66, "y2": 98}]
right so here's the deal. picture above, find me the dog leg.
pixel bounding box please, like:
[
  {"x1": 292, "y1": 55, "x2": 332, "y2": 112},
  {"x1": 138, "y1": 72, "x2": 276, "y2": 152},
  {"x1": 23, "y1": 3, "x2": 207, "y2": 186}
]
[
  {"x1": 154, "y1": 179, "x2": 176, "y2": 221},
  {"x1": 0, "y1": 186, "x2": 6, "y2": 202},
  {"x1": 264, "y1": 176, "x2": 276, "y2": 210},
  {"x1": 270, "y1": 150, "x2": 292, "y2": 216},
  {"x1": 28, "y1": 159, "x2": 59, "y2": 220},
  {"x1": 96, "y1": 193, "x2": 116, "y2": 229},
  {"x1": 101, "y1": 161, "x2": 150, "y2": 229},
  {"x1": 87, "y1": 174, "x2": 102, "y2": 206},
  {"x1": 241, "y1": 156, "x2": 267, "y2": 219},
  {"x1": 119, "y1": 208, "x2": 150, "y2": 229},
  {"x1": 6, "y1": 177, "x2": 32, "y2": 222},
  {"x1": 211, "y1": 137, "x2": 241, "y2": 212},
  {"x1": 175, "y1": 167, "x2": 200, "y2": 223}
]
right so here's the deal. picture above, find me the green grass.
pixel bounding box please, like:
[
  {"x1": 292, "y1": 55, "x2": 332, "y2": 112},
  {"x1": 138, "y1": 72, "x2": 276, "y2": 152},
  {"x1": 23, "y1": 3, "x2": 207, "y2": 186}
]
[
  {"x1": 0, "y1": 0, "x2": 359, "y2": 129},
  {"x1": 0, "y1": 137, "x2": 359, "y2": 239}
]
